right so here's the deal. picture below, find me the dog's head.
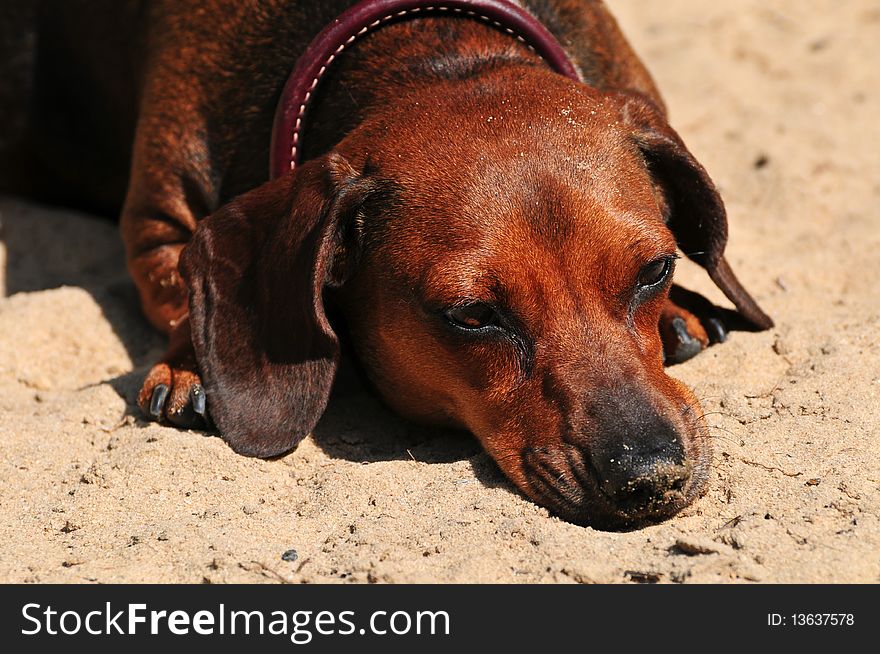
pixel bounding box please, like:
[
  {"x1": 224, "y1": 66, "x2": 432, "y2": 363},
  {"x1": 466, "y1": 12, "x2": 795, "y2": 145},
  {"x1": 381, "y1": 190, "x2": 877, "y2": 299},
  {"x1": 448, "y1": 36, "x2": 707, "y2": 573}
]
[{"x1": 181, "y1": 73, "x2": 769, "y2": 529}]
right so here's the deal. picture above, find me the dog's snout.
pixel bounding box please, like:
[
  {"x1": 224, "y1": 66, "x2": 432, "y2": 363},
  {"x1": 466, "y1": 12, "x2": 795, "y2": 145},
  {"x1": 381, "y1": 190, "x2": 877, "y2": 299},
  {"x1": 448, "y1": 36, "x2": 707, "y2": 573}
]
[{"x1": 592, "y1": 421, "x2": 689, "y2": 512}]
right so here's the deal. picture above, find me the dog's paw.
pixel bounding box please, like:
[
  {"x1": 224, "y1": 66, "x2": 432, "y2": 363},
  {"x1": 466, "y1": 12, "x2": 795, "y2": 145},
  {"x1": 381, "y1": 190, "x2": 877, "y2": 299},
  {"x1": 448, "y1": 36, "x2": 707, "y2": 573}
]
[
  {"x1": 137, "y1": 317, "x2": 212, "y2": 430},
  {"x1": 660, "y1": 285, "x2": 731, "y2": 365},
  {"x1": 138, "y1": 362, "x2": 211, "y2": 430}
]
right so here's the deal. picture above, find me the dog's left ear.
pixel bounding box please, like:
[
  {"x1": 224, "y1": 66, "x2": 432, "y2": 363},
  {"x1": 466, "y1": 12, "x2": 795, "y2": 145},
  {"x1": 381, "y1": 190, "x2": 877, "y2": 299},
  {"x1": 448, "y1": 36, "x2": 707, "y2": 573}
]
[{"x1": 617, "y1": 93, "x2": 773, "y2": 330}]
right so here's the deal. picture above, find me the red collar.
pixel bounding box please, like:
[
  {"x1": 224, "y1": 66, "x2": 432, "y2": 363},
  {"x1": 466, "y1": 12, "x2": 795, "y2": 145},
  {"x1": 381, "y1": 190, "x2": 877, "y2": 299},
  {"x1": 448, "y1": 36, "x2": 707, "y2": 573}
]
[{"x1": 269, "y1": 0, "x2": 582, "y2": 178}]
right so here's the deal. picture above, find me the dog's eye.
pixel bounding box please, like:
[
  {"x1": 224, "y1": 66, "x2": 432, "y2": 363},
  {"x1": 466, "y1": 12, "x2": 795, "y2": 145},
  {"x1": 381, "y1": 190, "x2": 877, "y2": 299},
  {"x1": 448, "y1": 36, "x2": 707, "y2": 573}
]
[
  {"x1": 638, "y1": 257, "x2": 675, "y2": 289},
  {"x1": 445, "y1": 303, "x2": 498, "y2": 330}
]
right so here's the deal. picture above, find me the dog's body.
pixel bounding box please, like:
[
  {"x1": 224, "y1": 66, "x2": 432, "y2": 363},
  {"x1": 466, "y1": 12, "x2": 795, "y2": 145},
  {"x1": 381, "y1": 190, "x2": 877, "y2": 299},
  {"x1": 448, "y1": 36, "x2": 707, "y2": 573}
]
[{"x1": 1, "y1": 0, "x2": 771, "y2": 528}]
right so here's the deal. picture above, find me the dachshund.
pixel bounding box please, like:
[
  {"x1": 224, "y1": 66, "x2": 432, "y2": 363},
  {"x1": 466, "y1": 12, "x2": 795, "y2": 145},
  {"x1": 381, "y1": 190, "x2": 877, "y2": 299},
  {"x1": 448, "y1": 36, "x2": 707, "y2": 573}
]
[{"x1": 0, "y1": 0, "x2": 772, "y2": 529}]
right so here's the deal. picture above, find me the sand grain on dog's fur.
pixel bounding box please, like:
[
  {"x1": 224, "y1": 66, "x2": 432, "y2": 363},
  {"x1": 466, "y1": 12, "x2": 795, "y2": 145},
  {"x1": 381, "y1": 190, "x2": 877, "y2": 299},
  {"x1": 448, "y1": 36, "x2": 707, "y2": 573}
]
[{"x1": 1, "y1": 0, "x2": 878, "y2": 583}]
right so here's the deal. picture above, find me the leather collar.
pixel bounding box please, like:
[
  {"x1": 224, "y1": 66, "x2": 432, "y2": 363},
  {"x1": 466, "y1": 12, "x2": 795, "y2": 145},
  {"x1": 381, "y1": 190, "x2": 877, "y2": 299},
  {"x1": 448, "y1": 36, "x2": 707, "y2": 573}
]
[{"x1": 269, "y1": 0, "x2": 582, "y2": 178}]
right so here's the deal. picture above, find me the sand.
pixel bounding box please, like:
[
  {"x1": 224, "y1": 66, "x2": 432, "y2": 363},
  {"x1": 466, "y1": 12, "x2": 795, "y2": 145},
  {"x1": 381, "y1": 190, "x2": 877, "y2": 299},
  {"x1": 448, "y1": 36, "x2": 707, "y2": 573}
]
[{"x1": 1, "y1": 0, "x2": 878, "y2": 584}]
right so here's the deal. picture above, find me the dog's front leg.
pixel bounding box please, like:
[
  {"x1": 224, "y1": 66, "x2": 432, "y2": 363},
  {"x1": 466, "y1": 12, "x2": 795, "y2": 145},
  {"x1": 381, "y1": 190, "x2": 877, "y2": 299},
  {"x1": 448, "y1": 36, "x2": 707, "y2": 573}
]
[{"x1": 120, "y1": 74, "x2": 219, "y2": 429}]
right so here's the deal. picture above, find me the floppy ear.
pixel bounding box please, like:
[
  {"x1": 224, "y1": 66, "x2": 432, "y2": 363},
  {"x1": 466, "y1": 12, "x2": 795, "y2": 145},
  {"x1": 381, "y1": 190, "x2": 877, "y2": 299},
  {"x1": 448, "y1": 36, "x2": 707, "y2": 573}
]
[
  {"x1": 619, "y1": 93, "x2": 773, "y2": 330},
  {"x1": 179, "y1": 153, "x2": 368, "y2": 457}
]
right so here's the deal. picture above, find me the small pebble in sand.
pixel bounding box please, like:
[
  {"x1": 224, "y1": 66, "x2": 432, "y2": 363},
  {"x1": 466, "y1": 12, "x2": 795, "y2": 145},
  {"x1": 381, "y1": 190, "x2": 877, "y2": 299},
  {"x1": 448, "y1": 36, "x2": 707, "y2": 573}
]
[{"x1": 281, "y1": 549, "x2": 299, "y2": 563}]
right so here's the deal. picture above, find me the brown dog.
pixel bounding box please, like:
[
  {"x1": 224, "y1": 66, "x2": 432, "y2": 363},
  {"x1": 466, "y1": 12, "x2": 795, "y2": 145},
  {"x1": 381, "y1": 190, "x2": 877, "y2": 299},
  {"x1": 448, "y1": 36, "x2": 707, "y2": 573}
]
[{"x1": 0, "y1": 0, "x2": 772, "y2": 529}]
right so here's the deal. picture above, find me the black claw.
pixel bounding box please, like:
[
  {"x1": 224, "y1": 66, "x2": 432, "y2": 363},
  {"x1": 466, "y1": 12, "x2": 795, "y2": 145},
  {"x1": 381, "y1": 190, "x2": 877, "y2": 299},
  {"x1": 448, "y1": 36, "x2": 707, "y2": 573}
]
[
  {"x1": 191, "y1": 384, "x2": 207, "y2": 417},
  {"x1": 705, "y1": 316, "x2": 728, "y2": 344},
  {"x1": 672, "y1": 317, "x2": 690, "y2": 340},
  {"x1": 191, "y1": 385, "x2": 215, "y2": 431},
  {"x1": 149, "y1": 384, "x2": 169, "y2": 420},
  {"x1": 666, "y1": 317, "x2": 703, "y2": 365},
  {"x1": 167, "y1": 385, "x2": 211, "y2": 431}
]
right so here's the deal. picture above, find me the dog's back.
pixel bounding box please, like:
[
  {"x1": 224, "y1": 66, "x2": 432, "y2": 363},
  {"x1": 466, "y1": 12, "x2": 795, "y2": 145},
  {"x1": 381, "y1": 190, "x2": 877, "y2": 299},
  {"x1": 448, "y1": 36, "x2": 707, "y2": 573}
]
[{"x1": 0, "y1": 1, "x2": 150, "y2": 214}]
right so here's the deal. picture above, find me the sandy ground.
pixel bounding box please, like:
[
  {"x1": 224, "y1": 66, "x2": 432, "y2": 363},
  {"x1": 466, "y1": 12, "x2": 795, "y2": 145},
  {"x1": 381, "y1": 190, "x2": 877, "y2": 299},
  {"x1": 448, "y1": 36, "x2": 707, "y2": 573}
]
[{"x1": 1, "y1": 0, "x2": 878, "y2": 584}]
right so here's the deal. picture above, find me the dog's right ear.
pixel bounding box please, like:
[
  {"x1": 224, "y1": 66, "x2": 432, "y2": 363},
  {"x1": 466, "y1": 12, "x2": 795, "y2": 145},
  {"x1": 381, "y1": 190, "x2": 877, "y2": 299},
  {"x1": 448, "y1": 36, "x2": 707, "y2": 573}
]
[
  {"x1": 179, "y1": 153, "x2": 372, "y2": 458},
  {"x1": 616, "y1": 92, "x2": 773, "y2": 330}
]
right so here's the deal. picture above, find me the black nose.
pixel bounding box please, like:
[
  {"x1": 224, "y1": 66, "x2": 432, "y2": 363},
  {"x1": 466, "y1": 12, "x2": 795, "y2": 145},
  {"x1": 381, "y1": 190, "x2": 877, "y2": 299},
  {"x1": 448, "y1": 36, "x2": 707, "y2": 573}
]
[{"x1": 592, "y1": 421, "x2": 689, "y2": 513}]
